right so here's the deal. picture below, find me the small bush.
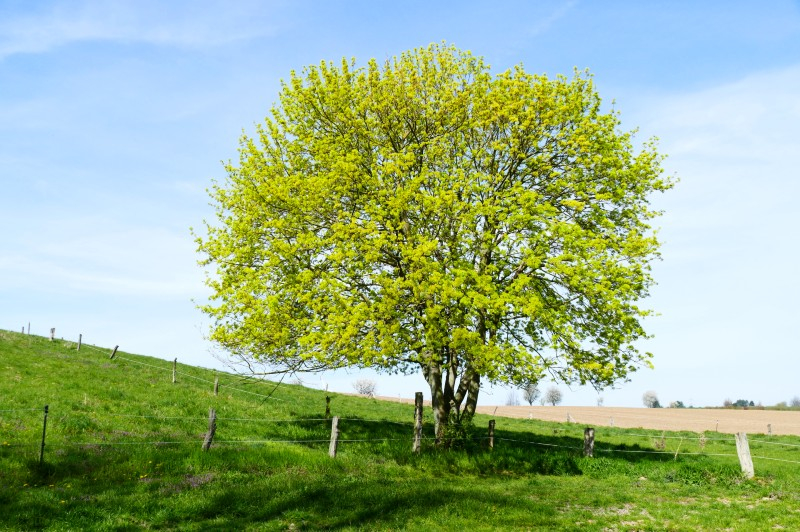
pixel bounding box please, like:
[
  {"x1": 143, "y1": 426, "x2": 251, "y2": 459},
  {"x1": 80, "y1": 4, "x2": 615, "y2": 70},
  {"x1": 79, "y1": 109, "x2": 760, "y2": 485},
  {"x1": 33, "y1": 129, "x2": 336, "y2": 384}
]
[{"x1": 352, "y1": 379, "x2": 377, "y2": 397}]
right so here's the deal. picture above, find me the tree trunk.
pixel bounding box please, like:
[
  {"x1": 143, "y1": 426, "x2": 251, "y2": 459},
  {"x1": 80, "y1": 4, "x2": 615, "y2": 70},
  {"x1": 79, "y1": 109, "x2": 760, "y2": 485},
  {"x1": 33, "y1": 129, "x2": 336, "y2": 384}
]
[
  {"x1": 423, "y1": 363, "x2": 448, "y2": 443},
  {"x1": 462, "y1": 372, "x2": 481, "y2": 418}
]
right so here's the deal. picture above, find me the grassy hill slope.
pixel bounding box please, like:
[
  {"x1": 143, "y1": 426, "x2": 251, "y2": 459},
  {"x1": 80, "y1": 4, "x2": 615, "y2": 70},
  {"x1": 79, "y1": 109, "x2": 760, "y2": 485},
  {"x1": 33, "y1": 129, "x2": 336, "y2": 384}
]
[{"x1": 2, "y1": 329, "x2": 800, "y2": 530}]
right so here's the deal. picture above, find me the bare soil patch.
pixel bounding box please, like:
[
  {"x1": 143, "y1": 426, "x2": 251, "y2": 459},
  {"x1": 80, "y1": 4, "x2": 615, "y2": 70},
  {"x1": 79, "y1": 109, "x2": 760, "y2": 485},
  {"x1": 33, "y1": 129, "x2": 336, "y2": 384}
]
[{"x1": 474, "y1": 406, "x2": 800, "y2": 436}]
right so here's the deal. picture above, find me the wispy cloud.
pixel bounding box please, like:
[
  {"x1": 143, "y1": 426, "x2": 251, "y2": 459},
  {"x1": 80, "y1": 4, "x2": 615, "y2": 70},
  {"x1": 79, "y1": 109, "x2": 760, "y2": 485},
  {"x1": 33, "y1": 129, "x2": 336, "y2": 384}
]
[
  {"x1": 641, "y1": 65, "x2": 800, "y2": 163},
  {"x1": 0, "y1": 220, "x2": 204, "y2": 299},
  {"x1": 527, "y1": 0, "x2": 578, "y2": 38},
  {"x1": 0, "y1": 0, "x2": 284, "y2": 59}
]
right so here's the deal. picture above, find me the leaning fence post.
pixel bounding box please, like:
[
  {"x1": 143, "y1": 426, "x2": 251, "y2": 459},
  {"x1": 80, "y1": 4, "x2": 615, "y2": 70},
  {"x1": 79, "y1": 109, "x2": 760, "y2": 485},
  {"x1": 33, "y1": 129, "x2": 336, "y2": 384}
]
[
  {"x1": 172, "y1": 358, "x2": 177, "y2": 384},
  {"x1": 329, "y1": 416, "x2": 340, "y2": 458},
  {"x1": 488, "y1": 419, "x2": 496, "y2": 450},
  {"x1": 202, "y1": 408, "x2": 217, "y2": 451},
  {"x1": 413, "y1": 392, "x2": 423, "y2": 453},
  {"x1": 735, "y1": 432, "x2": 755, "y2": 479},
  {"x1": 109, "y1": 345, "x2": 119, "y2": 359},
  {"x1": 39, "y1": 405, "x2": 49, "y2": 464},
  {"x1": 214, "y1": 376, "x2": 219, "y2": 396},
  {"x1": 584, "y1": 427, "x2": 595, "y2": 457}
]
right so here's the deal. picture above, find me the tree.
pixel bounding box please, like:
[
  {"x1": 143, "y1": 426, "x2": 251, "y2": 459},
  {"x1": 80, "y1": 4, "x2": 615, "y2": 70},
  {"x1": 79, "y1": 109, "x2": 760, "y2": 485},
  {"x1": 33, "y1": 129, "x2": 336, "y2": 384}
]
[
  {"x1": 505, "y1": 389, "x2": 520, "y2": 406},
  {"x1": 522, "y1": 382, "x2": 541, "y2": 406},
  {"x1": 352, "y1": 378, "x2": 377, "y2": 397},
  {"x1": 790, "y1": 396, "x2": 800, "y2": 408},
  {"x1": 544, "y1": 387, "x2": 563, "y2": 406},
  {"x1": 642, "y1": 390, "x2": 660, "y2": 408},
  {"x1": 196, "y1": 43, "x2": 671, "y2": 440}
]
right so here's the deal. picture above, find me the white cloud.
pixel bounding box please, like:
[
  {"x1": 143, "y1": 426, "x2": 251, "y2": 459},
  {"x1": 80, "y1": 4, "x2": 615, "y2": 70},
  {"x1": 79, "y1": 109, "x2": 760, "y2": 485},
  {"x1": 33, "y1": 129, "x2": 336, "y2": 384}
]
[
  {"x1": 527, "y1": 0, "x2": 578, "y2": 38},
  {"x1": 619, "y1": 64, "x2": 800, "y2": 404},
  {"x1": 0, "y1": 219, "x2": 205, "y2": 299},
  {"x1": 0, "y1": 0, "x2": 283, "y2": 59}
]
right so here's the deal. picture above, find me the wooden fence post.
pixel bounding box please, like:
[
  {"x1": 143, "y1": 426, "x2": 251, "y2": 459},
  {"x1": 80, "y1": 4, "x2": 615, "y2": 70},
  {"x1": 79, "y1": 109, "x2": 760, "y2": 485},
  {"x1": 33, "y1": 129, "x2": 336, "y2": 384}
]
[
  {"x1": 735, "y1": 432, "x2": 755, "y2": 479},
  {"x1": 329, "y1": 416, "x2": 340, "y2": 458},
  {"x1": 50, "y1": 328, "x2": 55, "y2": 342},
  {"x1": 214, "y1": 376, "x2": 219, "y2": 396},
  {"x1": 39, "y1": 405, "x2": 49, "y2": 465},
  {"x1": 767, "y1": 424, "x2": 772, "y2": 436},
  {"x1": 202, "y1": 408, "x2": 217, "y2": 451},
  {"x1": 21, "y1": 326, "x2": 24, "y2": 334},
  {"x1": 325, "y1": 396, "x2": 331, "y2": 418},
  {"x1": 172, "y1": 358, "x2": 177, "y2": 384},
  {"x1": 413, "y1": 392, "x2": 423, "y2": 453},
  {"x1": 27, "y1": 322, "x2": 30, "y2": 335},
  {"x1": 77, "y1": 334, "x2": 82, "y2": 351},
  {"x1": 109, "y1": 345, "x2": 119, "y2": 359},
  {"x1": 488, "y1": 419, "x2": 496, "y2": 450},
  {"x1": 584, "y1": 427, "x2": 595, "y2": 457}
]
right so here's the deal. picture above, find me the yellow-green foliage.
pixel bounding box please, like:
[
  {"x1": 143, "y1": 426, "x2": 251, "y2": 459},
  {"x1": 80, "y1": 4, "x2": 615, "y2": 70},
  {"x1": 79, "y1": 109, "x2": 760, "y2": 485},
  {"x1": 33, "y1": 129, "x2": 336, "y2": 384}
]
[{"x1": 196, "y1": 43, "x2": 672, "y2": 417}]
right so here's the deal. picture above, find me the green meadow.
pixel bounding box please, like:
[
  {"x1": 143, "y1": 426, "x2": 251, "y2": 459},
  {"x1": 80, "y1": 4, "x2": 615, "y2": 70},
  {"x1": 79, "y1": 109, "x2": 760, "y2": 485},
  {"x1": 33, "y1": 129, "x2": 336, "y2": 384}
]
[{"x1": 2, "y1": 329, "x2": 799, "y2": 530}]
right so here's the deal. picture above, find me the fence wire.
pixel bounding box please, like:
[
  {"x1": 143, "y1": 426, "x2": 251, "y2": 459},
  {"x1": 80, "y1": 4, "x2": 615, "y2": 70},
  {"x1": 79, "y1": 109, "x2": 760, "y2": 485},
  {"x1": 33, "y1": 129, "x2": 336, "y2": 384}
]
[{"x1": 12, "y1": 339, "x2": 800, "y2": 471}]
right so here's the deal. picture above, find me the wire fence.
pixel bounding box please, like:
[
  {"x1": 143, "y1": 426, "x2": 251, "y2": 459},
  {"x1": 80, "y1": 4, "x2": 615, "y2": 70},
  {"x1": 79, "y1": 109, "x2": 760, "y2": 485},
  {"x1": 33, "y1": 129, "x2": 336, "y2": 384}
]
[
  {"x1": 5, "y1": 333, "x2": 800, "y2": 473},
  {"x1": 5, "y1": 406, "x2": 800, "y2": 464}
]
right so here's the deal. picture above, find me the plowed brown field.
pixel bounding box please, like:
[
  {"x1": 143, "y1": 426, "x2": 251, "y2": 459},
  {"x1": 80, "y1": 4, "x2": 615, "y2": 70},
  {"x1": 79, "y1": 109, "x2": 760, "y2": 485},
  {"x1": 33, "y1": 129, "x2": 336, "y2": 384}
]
[{"x1": 474, "y1": 405, "x2": 800, "y2": 436}]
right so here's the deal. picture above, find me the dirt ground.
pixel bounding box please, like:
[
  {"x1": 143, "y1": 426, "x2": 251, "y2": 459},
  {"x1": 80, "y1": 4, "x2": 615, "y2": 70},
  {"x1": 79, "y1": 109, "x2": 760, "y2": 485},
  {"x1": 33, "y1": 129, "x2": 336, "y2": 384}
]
[
  {"x1": 371, "y1": 395, "x2": 800, "y2": 436},
  {"x1": 473, "y1": 405, "x2": 800, "y2": 436}
]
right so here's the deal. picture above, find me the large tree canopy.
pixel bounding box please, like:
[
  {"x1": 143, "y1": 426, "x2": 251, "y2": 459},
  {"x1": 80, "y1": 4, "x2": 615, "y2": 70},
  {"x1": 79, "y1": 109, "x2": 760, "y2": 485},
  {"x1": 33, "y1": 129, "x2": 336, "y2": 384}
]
[{"x1": 197, "y1": 43, "x2": 672, "y2": 437}]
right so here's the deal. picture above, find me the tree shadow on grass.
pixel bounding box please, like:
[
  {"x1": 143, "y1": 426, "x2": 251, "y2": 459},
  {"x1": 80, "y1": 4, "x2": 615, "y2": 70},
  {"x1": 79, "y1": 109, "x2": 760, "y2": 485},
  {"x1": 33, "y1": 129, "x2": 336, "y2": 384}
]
[
  {"x1": 1, "y1": 420, "x2": 743, "y2": 530},
  {"x1": 162, "y1": 474, "x2": 559, "y2": 530}
]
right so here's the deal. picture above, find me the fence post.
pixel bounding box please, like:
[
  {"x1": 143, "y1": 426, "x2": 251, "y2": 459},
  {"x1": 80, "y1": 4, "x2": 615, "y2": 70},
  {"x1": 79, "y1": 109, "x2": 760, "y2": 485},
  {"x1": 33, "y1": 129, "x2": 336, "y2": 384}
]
[
  {"x1": 767, "y1": 424, "x2": 772, "y2": 436},
  {"x1": 21, "y1": 326, "x2": 24, "y2": 334},
  {"x1": 329, "y1": 416, "x2": 340, "y2": 458},
  {"x1": 27, "y1": 322, "x2": 30, "y2": 335},
  {"x1": 172, "y1": 358, "x2": 177, "y2": 384},
  {"x1": 735, "y1": 432, "x2": 755, "y2": 479},
  {"x1": 488, "y1": 419, "x2": 496, "y2": 450},
  {"x1": 583, "y1": 427, "x2": 595, "y2": 457},
  {"x1": 77, "y1": 334, "x2": 82, "y2": 351},
  {"x1": 50, "y1": 328, "x2": 55, "y2": 342},
  {"x1": 202, "y1": 408, "x2": 217, "y2": 451},
  {"x1": 109, "y1": 345, "x2": 119, "y2": 359},
  {"x1": 214, "y1": 376, "x2": 219, "y2": 396},
  {"x1": 413, "y1": 392, "x2": 423, "y2": 453},
  {"x1": 325, "y1": 396, "x2": 331, "y2": 418},
  {"x1": 39, "y1": 405, "x2": 49, "y2": 465}
]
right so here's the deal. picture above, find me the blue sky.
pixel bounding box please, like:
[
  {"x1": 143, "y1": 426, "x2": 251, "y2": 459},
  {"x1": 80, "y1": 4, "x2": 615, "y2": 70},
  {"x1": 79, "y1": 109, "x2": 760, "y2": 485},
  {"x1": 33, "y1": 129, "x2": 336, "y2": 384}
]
[{"x1": 2, "y1": 0, "x2": 799, "y2": 407}]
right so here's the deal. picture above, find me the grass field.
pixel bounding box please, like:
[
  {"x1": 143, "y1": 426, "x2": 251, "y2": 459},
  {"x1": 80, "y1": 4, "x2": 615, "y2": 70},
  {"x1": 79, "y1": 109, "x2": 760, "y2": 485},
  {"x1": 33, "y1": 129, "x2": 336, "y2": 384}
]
[{"x1": 3, "y1": 329, "x2": 800, "y2": 530}]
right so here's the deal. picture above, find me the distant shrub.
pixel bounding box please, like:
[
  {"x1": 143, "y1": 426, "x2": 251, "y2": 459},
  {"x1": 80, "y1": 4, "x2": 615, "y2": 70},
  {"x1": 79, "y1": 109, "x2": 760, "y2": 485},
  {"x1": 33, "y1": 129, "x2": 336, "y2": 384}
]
[
  {"x1": 521, "y1": 382, "x2": 540, "y2": 406},
  {"x1": 544, "y1": 387, "x2": 562, "y2": 406},
  {"x1": 352, "y1": 379, "x2": 377, "y2": 397},
  {"x1": 505, "y1": 390, "x2": 520, "y2": 406},
  {"x1": 642, "y1": 391, "x2": 661, "y2": 408}
]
